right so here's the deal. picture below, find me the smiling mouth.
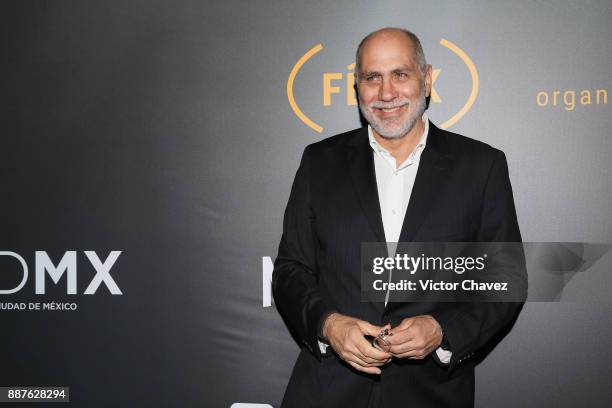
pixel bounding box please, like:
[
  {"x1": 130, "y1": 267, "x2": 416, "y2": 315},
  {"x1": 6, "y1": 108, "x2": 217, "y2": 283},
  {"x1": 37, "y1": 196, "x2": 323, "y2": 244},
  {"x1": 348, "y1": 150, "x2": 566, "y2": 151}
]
[{"x1": 375, "y1": 104, "x2": 407, "y2": 115}]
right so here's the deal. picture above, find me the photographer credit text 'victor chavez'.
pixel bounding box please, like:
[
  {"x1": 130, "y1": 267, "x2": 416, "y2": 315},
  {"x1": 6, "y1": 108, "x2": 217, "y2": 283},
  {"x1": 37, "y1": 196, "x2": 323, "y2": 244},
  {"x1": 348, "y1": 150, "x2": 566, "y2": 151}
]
[{"x1": 361, "y1": 242, "x2": 527, "y2": 303}]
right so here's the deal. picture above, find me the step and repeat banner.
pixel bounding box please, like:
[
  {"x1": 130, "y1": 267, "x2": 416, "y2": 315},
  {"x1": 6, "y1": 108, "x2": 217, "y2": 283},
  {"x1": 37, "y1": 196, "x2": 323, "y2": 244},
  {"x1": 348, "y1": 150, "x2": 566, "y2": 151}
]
[{"x1": 2, "y1": 1, "x2": 611, "y2": 407}]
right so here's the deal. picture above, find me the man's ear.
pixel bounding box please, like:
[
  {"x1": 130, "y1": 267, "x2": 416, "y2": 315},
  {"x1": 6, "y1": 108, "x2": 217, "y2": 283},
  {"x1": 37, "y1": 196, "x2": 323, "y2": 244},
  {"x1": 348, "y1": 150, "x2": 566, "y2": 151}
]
[{"x1": 423, "y1": 64, "x2": 433, "y2": 97}]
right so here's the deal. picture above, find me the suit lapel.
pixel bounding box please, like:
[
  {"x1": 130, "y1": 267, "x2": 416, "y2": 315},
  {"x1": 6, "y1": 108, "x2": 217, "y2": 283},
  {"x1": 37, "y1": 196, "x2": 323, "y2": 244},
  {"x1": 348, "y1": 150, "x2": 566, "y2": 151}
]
[
  {"x1": 385, "y1": 123, "x2": 454, "y2": 310},
  {"x1": 346, "y1": 128, "x2": 386, "y2": 243},
  {"x1": 398, "y1": 122, "x2": 454, "y2": 243}
]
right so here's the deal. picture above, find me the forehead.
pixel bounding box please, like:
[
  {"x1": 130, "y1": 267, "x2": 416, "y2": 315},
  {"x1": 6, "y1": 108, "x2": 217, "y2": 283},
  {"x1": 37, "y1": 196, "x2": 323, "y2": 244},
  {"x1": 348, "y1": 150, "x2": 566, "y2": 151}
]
[{"x1": 360, "y1": 31, "x2": 418, "y2": 72}]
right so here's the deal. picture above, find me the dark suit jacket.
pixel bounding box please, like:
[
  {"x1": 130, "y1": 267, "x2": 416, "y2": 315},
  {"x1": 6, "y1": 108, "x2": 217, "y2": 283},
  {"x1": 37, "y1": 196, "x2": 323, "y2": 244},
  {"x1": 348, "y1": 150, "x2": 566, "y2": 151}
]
[{"x1": 273, "y1": 122, "x2": 524, "y2": 408}]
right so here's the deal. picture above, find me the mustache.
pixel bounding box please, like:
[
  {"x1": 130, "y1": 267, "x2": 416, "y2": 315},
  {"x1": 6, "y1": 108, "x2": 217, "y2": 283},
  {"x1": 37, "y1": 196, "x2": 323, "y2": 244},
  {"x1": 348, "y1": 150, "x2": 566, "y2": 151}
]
[{"x1": 368, "y1": 99, "x2": 410, "y2": 109}]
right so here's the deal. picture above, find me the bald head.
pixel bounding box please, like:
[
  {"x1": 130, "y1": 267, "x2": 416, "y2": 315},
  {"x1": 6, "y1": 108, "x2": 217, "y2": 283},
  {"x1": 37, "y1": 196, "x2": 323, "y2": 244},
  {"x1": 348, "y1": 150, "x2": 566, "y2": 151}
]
[{"x1": 355, "y1": 28, "x2": 427, "y2": 81}]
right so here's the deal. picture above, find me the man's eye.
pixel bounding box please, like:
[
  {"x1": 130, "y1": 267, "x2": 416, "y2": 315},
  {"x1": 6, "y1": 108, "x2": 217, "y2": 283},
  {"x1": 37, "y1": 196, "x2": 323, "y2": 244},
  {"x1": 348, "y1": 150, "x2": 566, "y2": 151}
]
[
  {"x1": 395, "y1": 72, "x2": 408, "y2": 80},
  {"x1": 364, "y1": 75, "x2": 380, "y2": 82}
]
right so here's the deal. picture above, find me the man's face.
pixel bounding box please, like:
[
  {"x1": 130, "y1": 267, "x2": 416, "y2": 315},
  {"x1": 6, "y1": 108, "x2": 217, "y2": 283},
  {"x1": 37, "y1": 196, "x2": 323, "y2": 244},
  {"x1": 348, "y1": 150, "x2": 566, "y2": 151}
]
[{"x1": 357, "y1": 31, "x2": 432, "y2": 139}]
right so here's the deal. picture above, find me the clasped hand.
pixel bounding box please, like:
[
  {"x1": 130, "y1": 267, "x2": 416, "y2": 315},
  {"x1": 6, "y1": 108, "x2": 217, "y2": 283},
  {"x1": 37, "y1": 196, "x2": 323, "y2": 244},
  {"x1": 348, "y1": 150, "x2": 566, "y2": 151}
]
[
  {"x1": 323, "y1": 313, "x2": 443, "y2": 374},
  {"x1": 385, "y1": 315, "x2": 443, "y2": 360},
  {"x1": 323, "y1": 313, "x2": 391, "y2": 375}
]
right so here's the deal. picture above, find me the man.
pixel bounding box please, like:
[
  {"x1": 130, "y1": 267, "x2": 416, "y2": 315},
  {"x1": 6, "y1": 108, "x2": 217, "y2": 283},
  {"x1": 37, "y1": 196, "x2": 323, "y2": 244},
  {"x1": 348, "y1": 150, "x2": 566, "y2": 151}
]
[{"x1": 273, "y1": 28, "x2": 523, "y2": 407}]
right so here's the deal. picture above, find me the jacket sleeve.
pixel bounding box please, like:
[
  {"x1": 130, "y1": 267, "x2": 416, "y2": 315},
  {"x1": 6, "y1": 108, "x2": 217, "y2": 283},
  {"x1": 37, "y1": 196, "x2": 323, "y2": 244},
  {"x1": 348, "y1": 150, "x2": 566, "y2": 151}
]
[
  {"x1": 429, "y1": 150, "x2": 526, "y2": 372},
  {"x1": 272, "y1": 146, "x2": 334, "y2": 360}
]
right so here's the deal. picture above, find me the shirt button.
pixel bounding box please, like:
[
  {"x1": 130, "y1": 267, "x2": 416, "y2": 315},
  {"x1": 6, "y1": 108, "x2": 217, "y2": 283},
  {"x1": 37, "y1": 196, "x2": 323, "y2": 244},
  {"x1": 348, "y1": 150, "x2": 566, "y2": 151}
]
[{"x1": 392, "y1": 209, "x2": 397, "y2": 215}]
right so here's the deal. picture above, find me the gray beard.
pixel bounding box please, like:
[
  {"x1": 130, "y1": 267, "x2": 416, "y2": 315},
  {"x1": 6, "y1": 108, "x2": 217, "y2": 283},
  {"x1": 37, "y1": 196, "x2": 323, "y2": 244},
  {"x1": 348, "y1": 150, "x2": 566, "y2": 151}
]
[{"x1": 359, "y1": 93, "x2": 426, "y2": 139}]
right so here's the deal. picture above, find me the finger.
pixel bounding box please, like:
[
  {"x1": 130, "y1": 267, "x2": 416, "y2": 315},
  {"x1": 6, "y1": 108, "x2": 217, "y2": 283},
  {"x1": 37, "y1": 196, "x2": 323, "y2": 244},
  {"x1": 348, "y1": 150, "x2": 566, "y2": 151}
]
[
  {"x1": 341, "y1": 343, "x2": 378, "y2": 366},
  {"x1": 389, "y1": 344, "x2": 417, "y2": 356},
  {"x1": 345, "y1": 339, "x2": 392, "y2": 367},
  {"x1": 389, "y1": 341, "x2": 422, "y2": 355},
  {"x1": 389, "y1": 337, "x2": 425, "y2": 355},
  {"x1": 355, "y1": 353, "x2": 391, "y2": 366},
  {"x1": 349, "y1": 345, "x2": 389, "y2": 366},
  {"x1": 356, "y1": 352, "x2": 392, "y2": 366},
  {"x1": 347, "y1": 325, "x2": 391, "y2": 362},
  {"x1": 384, "y1": 329, "x2": 412, "y2": 346},
  {"x1": 396, "y1": 352, "x2": 427, "y2": 360},
  {"x1": 343, "y1": 351, "x2": 379, "y2": 368},
  {"x1": 355, "y1": 336, "x2": 392, "y2": 362},
  {"x1": 347, "y1": 360, "x2": 382, "y2": 375},
  {"x1": 394, "y1": 347, "x2": 431, "y2": 359},
  {"x1": 357, "y1": 321, "x2": 388, "y2": 338}
]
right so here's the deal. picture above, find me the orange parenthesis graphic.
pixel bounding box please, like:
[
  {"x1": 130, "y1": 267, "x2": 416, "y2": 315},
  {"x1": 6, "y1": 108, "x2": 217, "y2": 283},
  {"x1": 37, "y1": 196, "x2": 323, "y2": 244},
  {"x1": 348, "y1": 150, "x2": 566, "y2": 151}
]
[
  {"x1": 439, "y1": 38, "x2": 479, "y2": 129},
  {"x1": 287, "y1": 44, "x2": 324, "y2": 133}
]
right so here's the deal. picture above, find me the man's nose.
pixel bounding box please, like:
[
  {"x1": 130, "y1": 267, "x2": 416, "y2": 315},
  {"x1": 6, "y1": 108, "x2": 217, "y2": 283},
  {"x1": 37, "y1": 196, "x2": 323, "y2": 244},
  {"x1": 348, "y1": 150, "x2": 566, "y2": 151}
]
[{"x1": 378, "y1": 77, "x2": 397, "y2": 101}]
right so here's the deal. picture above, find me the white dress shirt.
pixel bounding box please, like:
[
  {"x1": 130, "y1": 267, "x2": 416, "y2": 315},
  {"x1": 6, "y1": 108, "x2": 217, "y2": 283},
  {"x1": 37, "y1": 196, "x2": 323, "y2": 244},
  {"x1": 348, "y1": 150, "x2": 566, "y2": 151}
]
[{"x1": 369, "y1": 114, "x2": 451, "y2": 364}]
